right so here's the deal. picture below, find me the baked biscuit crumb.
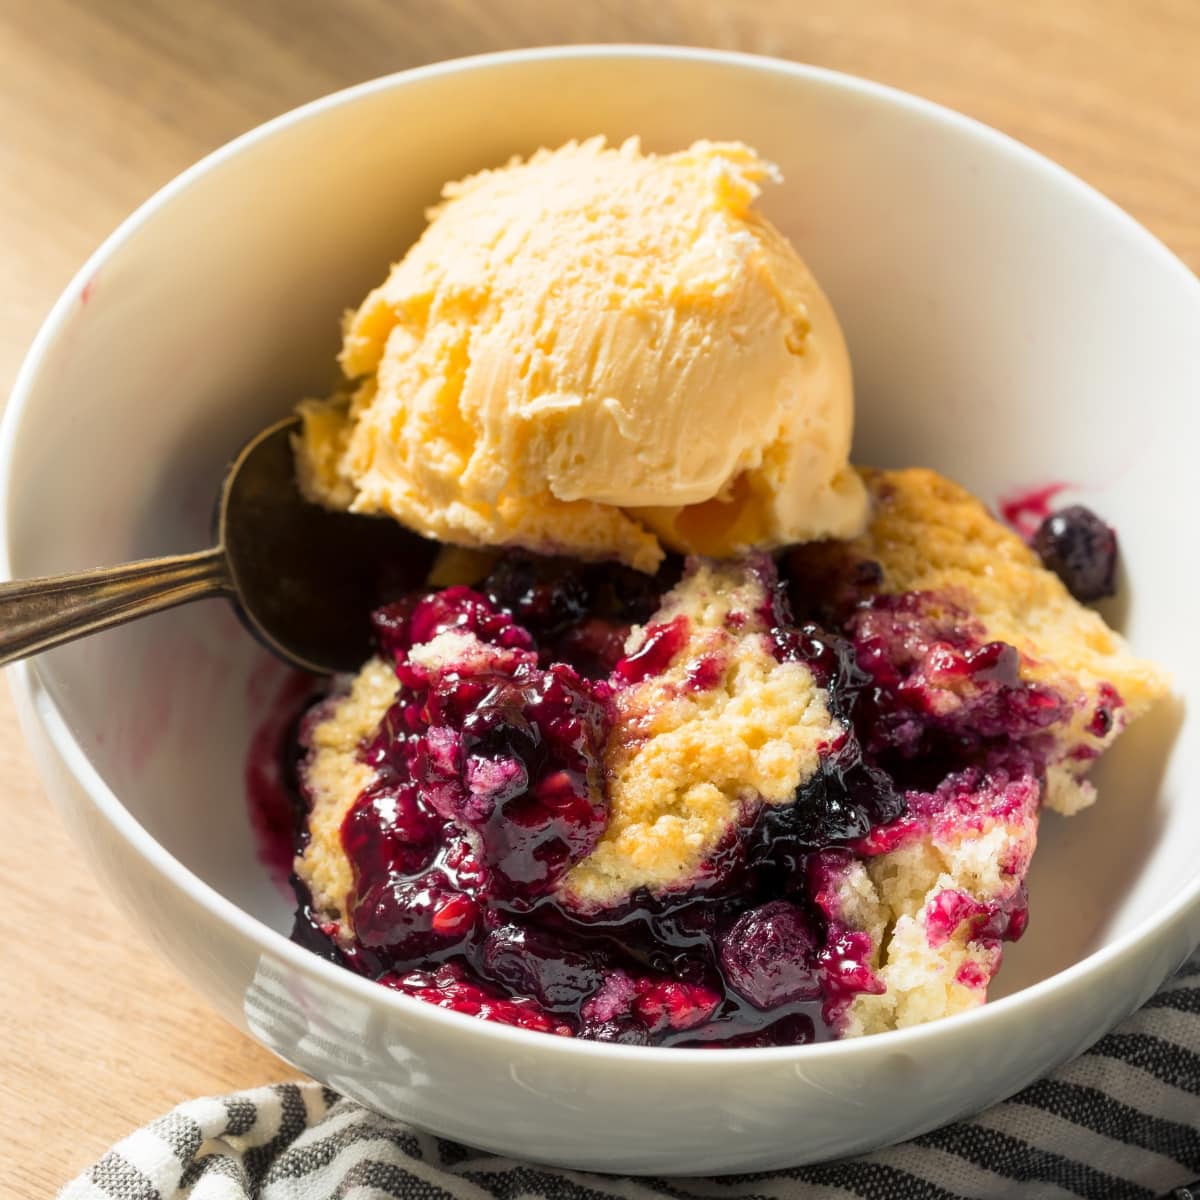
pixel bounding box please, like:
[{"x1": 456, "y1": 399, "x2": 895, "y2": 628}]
[
  {"x1": 560, "y1": 560, "x2": 837, "y2": 908},
  {"x1": 295, "y1": 656, "x2": 397, "y2": 938}
]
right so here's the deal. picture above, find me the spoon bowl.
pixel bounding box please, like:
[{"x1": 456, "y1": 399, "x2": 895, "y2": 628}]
[{"x1": 219, "y1": 416, "x2": 435, "y2": 671}]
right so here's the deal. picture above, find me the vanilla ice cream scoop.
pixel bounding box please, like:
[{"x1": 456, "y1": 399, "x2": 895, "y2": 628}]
[{"x1": 295, "y1": 137, "x2": 867, "y2": 570}]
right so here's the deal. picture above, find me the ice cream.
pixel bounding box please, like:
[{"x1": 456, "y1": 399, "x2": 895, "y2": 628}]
[{"x1": 295, "y1": 137, "x2": 867, "y2": 572}]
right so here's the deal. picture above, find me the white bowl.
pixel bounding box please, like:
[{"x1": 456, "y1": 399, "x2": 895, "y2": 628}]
[{"x1": 4, "y1": 47, "x2": 1199, "y2": 1174}]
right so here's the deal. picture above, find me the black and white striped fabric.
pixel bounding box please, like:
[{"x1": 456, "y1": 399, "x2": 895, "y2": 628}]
[{"x1": 61, "y1": 956, "x2": 1200, "y2": 1200}]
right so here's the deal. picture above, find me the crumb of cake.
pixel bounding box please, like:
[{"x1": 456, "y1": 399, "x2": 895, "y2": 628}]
[
  {"x1": 558, "y1": 560, "x2": 837, "y2": 909},
  {"x1": 408, "y1": 628, "x2": 505, "y2": 673},
  {"x1": 295, "y1": 656, "x2": 398, "y2": 933},
  {"x1": 819, "y1": 764, "x2": 1039, "y2": 1036}
]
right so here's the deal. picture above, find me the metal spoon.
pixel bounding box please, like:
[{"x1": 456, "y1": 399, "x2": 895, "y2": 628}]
[{"x1": 0, "y1": 416, "x2": 437, "y2": 673}]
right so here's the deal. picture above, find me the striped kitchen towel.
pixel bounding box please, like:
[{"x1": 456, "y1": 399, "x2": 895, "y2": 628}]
[{"x1": 60, "y1": 956, "x2": 1200, "y2": 1200}]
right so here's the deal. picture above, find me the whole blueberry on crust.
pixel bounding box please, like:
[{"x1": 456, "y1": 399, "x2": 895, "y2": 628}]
[{"x1": 1031, "y1": 505, "x2": 1118, "y2": 602}]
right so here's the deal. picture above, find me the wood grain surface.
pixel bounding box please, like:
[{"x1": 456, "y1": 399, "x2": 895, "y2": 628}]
[{"x1": 1, "y1": 2, "x2": 1197, "y2": 1194}]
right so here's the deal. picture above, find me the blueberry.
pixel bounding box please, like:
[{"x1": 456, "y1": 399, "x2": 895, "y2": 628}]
[
  {"x1": 584, "y1": 1017, "x2": 651, "y2": 1045},
  {"x1": 1032, "y1": 505, "x2": 1118, "y2": 602},
  {"x1": 772, "y1": 621, "x2": 871, "y2": 722},
  {"x1": 718, "y1": 902, "x2": 823, "y2": 1009},
  {"x1": 631, "y1": 978, "x2": 722, "y2": 1032},
  {"x1": 341, "y1": 782, "x2": 439, "y2": 878},
  {"x1": 607, "y1": 560, "x2": 680, "y2": 623},
  {"x1": 752, "y1": 737, "x2": 903, "y2": 865},
  {"x1": 484, "y1": 556, "x2": 592, "y2": 637},
  {"x1": 480, "y1": 924, "x2": 605, "y2": 1010},
  {"x1": 351, "y1": 870, "x2": 473, "y2": 961}
]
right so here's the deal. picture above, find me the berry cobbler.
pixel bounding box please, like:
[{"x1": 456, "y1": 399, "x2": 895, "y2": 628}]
[
  {"x1": 271, "y1": 138, "x2": 1167, "y2": 1047},
  {"x1": 284, "y1": 468, "x2": 1167, "y2": 1046}
]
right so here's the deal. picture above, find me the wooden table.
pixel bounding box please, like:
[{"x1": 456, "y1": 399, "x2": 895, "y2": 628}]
[{"x1": 1, "y1": 2, "x2": 1196, "y2": 1194}]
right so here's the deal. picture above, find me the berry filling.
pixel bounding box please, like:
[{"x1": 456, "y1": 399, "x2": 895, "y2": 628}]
[
  {"x1": 268, "y1": 522, "x2": 1135, "y2": 1048},
  {"x1": 255, "y1": 468, "x2": 1163, "y2": 1049}
]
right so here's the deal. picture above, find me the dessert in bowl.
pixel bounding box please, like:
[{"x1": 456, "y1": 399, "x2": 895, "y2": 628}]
[
  {"x1": 283, "y1": 137, "x2": 1166, "y2": 1047},
  {"x1": 3, "y1": 48, "x2": 1198, "y2": 1171}
]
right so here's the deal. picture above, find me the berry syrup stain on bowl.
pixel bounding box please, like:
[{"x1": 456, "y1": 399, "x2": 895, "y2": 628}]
[
  {"x1": 244, "y1": 668, "x2": 323, "y2": 891},
  {"x1": 1000, "y1": 482, "x2": 1069, "y2": 540}
]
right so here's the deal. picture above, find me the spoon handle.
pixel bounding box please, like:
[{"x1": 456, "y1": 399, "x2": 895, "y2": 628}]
[{"x1": 0, "y1": 547, "x2": 231, "y2": 666}]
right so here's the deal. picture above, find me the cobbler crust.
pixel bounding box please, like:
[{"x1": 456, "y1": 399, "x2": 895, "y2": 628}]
[
  {"x1": 835, "y1": 468, "x2": 1168, "y2": 811},
  {"x1": 296, "y1": 657, "x2": 397, "y2": 937},
  {"x1": 793, "y1": 468, "x2": 1169, "y2": 1033},
  {"x1": 559, "y1": 560, "x2": 836, "y2": 908}
]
